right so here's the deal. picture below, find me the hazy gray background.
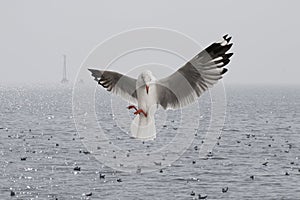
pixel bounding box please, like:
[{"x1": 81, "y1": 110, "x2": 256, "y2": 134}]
[{"x1": 0, "y1": 0, "x2": 299, "y2": 86}]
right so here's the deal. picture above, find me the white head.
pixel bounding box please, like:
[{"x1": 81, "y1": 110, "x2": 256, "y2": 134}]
[{"x1": 138, "y1": 70, "x2": 154, "y2": 94}]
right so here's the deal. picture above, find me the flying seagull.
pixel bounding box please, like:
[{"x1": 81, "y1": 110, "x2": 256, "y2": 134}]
[{"x1": 89, "y1": 35, "x2": 233, "y2": 140}]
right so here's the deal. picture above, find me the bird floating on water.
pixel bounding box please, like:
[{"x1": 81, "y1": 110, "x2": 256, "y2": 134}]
[
  {"x1": 10, "y1": 191, "x2": 15, "y2": 197},
  {"x1": 84, "y1": 192, "x2": 92, "y2": 197},
  {"x1": 99, "y1": 173, "x2": 105, "y2": 179},
  {"x1": 198, "y1": 194, "x2": 208, "y2": 199},
  {"x1": 222, "y1": 187, "x2": 229, "y2": 193},
  {"x1": 89, "y1": 35, "x2": 234, "y2": 140}
]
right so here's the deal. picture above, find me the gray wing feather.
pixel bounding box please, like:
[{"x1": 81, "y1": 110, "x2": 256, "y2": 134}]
[
  {"x1": 88, "y1": 69, "x2": 137, "y2": 104},
  {"x1": 157, "y1": 35, "x2": 233, "y2": 109}
]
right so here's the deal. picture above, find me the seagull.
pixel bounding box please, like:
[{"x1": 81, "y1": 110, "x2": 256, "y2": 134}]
[{"x1": 89, "y1": 35, "x2": 233, "y2": 140}]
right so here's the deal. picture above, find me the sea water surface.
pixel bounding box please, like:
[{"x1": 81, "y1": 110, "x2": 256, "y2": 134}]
[{"x1": 0, "y1": 85, "x2": 300, "y2": 199}]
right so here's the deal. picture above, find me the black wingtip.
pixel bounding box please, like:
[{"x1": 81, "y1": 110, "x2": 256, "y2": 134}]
[
  {"x1": 223, "y1": 34, "x2": 232, "y2": 43},
  {"x1": 88, "y1": 68, "x2": 96, "y2": 73},
  {"x1": 226, "y1": 36, "x2": 232, "y2": 43},
  {"x1": 225, "y1": 52, "x2": 234, "y2": 59},
  {"x1": 227, "y1": 43, "x2": 233, "y2": 49},
  {"x1": 88, "y1": 68, "x2": 102, "y2": 81},
  {"x1": 221, "y1": 68, "x2": 228, "y2": 75}
]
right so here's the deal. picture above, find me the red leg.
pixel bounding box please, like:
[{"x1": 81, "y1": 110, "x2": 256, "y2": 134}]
[
  {"x1": 127, "y1": 105, "x2": 137, "y2": 111},
  {"x1": 134, "y1": 109, "x2": 147, "y2": 117}
]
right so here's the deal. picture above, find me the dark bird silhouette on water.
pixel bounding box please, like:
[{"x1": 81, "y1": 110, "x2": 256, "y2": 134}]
[
  {"x1": 198, "y1": 194, "x2": 208, "y2": 199},
  {"x1": 85, "y1": 192, "x2": 92, "y2": 197},
  {"x1": 10, "y1": 191, "x2": 15, "y2": 197},
  {"x1": 99, "y1": 174, "x2": 105, "y2": 179},
  {"x1": 73, "y1": 166, "x2": 81, "y2": 171},
  {"x1": 222, "y1": 187, "x2": 229, "y2": 193},
  {"x1": 262, "y1": 161, "x2": 268, "y2": 166}
]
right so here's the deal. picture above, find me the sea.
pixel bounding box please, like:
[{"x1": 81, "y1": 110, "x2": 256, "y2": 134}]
[{"x1": 0, "y1": 84, "x2": 299, "y2": 200}]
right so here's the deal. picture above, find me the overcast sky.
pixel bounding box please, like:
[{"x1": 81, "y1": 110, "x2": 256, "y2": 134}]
[{"x1": 0, "y1": 0, "x2": 299, "y2": 86}]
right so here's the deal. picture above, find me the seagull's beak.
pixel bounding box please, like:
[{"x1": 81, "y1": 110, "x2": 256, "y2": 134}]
[{"x1": 146, "y1": 85, "x2": 149, "y2": 94}]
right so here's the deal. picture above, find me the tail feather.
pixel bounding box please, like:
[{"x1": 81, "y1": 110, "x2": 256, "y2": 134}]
[{"x1": 130, "y1": 115, "x2": 156, "y2": 140}]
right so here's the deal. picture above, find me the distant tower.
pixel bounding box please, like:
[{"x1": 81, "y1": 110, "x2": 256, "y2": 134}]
[{"x1": 61, "y1": 54, "x2": 68, "y2": 83}]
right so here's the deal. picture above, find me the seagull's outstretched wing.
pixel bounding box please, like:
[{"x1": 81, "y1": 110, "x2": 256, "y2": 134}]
[
  {"x1": 88, "y1": 69, "x2": 137, "y2": 104},
  {"x1": 156, "y1": 35, "x2": 233, "y2": 109}
]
